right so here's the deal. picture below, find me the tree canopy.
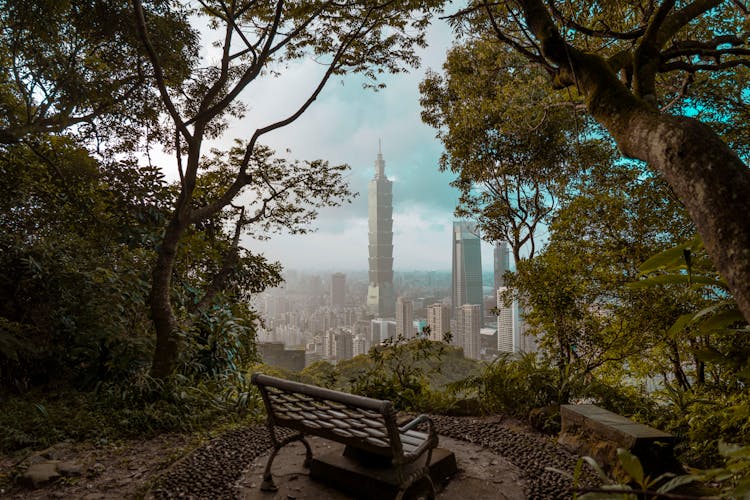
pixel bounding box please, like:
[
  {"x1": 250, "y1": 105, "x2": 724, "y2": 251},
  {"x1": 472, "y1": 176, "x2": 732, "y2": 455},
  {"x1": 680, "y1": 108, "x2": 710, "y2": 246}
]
[
  {"x1": 0, "y1": 0, "x2": 196, "y2": 147},
  {"x1": 445, "y1": 0, "x2": 750, "y2": 323}
]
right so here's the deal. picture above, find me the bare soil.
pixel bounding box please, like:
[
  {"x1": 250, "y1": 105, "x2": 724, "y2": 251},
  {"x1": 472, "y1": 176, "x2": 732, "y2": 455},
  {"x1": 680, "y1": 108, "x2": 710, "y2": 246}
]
[{"x1": 0, "y1": 433, "x2": 196, "y2": 499}]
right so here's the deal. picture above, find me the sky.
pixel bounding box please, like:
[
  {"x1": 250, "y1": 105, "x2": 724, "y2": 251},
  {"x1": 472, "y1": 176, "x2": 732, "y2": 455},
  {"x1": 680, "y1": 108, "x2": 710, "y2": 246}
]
[{"x1": 170, "y1": 13, "x2": 497, "y2": 272}]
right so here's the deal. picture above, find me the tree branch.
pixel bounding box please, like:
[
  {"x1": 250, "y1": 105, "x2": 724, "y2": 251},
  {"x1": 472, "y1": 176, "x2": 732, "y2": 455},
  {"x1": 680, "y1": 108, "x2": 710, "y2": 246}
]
[{"x1": 131, "y1": 0, "x2": 192, "y2": 142}]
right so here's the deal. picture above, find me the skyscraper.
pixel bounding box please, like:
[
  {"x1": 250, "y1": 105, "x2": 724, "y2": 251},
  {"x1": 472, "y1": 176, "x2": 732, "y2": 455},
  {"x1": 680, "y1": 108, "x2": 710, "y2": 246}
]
[
  {"x1": 426, "y1": 303, "x2": 450, "y2": 342},
  {"x1": 494, "y1": 241, "x2": 511, "y2": 291},
  {"x1": 395, "y1": 297, "x2": 414, "y2": 338},
  {"x1": 452, "y1": 221, "x2": 483, "y2": 316},
  {"x1": 330, "y1": 272, "x2": 346, "y2": 308},
  {"x1": 367, "y1": 142, "x2": 395, "y2": 318},
  {"x1": 497, "y1": 287, "x2": 515, "y2": 353},
  {"x1": 457, "y1": 304, "x2": 481, "y2": 359}
]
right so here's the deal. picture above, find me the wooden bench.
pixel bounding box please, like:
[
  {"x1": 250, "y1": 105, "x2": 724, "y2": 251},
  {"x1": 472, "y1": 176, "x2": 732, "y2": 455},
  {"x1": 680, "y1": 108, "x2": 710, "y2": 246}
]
[{"x1": 252, "y1": 373, "x2": 439, "y2": 499}]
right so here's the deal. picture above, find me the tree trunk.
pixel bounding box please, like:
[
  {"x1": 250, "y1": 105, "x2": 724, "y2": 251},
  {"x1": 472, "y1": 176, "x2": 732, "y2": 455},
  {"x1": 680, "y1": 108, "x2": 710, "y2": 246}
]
[
  {"x1": 587, "y1": 83, "x2": 750, "y2": 327},
  {"x1": 149, "y1": 215, "x2": 187, "y2": 378}
]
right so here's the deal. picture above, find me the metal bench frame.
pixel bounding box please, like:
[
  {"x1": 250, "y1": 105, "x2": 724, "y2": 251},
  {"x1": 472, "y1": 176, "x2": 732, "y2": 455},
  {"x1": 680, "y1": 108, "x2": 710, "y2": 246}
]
[{"x1": 252, "y1": 373, "x2": 438, "y2": 499}]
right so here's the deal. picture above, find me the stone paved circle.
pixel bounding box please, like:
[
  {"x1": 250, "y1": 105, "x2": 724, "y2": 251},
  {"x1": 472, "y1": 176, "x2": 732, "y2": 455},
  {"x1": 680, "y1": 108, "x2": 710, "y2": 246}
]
[{"x1": 150, "y1": 416, "x2": 596, "y2": 499}]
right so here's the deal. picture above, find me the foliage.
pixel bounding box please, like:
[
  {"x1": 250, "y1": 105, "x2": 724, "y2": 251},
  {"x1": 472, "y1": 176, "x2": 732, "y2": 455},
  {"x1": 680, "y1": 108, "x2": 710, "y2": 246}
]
[
  {"x1": 0, "y1": 0, "x2": 196, "y2": 146},
  {"x1": 294, "y1": 338, "x2": 479, "y2": 414},
  {"x1": 450, "y1": 353, "x2": 558, "y2": 416},
  {"x1": 506, "y1": 159, "x2": 693, "y2": 383},
  {"x1": 0, "y1": 371, "x2": 263, "y2": 454},
  {"x1": 443, "y1": 0, "x2": 750, "y2": 328},
  {"x1": 420, "y1": 38, "x2": 585, "y2": 261},
  {"x1": 349, "y1": 336, "x2": 449, "y2": 410},
  {"x1": 0, "y1": 139, "x2": 165, "y2": 389},
  {"x1": 556, "y1": 448, "x2": 698, "y2": 499},
  {"x1": 559, "y1": 444, "x2": 750, "y2": 499}
]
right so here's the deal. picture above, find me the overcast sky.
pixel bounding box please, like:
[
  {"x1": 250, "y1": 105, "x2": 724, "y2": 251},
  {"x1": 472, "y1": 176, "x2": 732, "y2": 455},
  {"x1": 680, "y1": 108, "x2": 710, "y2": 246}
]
[{"x1": 175, "y1": 15, "x2": 497, "y2": 272}]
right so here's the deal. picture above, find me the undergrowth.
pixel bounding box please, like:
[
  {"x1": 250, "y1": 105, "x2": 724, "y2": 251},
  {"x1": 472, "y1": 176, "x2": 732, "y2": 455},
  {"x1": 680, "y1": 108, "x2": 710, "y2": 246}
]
[{"x1": 0, "y1": 371, "x2": 265, "y2": 455}]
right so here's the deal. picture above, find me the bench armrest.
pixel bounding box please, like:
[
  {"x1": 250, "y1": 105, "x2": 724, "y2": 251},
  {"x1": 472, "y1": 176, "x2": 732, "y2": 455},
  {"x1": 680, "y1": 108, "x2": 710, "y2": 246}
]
[
  {"x1": 398, "y1": 415, "x2": 438, "y2": 463},
  {"x1": 399, "y1": 414, "x2": 432, "y2": 433}
]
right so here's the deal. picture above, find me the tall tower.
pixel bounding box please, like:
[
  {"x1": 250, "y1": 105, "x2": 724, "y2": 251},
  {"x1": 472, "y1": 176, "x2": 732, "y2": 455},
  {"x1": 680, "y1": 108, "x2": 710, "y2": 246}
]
[
  {"x1": 330, "y1": 272, "x2": 346, "y2": 308},
  {"x1": 494, "y1": 241, "x2": 511, "y2": 291},
  {"x1": 367, "y1": 142, "x2": 396, "y2": 317},
  {"x1": 451, "y1": 221, "x2": 483, "y2": 317}
]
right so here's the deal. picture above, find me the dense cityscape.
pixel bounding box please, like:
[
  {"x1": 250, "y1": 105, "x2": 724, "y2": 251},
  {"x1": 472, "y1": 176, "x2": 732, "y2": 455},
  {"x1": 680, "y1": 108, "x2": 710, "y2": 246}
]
[{"x1": 256, "y1": 146, "x2": 537, "y2": 371}]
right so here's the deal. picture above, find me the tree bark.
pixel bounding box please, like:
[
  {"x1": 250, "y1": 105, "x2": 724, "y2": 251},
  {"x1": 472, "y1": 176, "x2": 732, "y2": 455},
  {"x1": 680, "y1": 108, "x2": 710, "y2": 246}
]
[
  {"x1": 149, "y1": 212, "x2": 188, "y2": 378},
  {"x1": 516, "y1": 0, "x2": 750, "y2": 325}
]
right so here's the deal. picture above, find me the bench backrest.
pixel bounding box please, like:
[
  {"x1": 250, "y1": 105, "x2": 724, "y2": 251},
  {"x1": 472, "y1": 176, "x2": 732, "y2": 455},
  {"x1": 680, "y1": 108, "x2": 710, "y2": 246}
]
[{"x1": 252, "y1": 373, "x2": 402, "y2": 458}]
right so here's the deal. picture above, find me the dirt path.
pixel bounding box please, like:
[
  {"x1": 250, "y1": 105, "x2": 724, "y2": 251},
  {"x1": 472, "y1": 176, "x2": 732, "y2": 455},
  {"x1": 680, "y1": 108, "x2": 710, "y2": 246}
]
[{"x1": 0, "y1": 433, "x2": 196, "y2": 499}]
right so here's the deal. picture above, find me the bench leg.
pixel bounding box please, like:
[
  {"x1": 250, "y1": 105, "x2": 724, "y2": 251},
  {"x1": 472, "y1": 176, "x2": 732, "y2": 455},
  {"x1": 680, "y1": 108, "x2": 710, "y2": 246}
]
[
  {"x1": 260, "y1": 433, "x2": 313, "y2": 492},
  {"x1": 395, "y1": 471, "x2": 436, "y2": 500}
]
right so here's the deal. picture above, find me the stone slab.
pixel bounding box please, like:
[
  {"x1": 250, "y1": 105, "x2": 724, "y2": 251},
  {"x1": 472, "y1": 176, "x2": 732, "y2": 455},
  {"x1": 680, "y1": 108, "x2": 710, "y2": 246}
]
[
  {"x1": 559, "y1": 404, "x2": 679, "y2": 475},
  {"x1": 309, "y1": 447, "x2": 457, "y2": 499}
]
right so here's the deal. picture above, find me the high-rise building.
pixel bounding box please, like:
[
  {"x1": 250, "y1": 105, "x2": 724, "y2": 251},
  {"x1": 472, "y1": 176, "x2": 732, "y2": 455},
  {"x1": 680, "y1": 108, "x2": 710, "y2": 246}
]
[
  {"x1": 494, "y1": 241, "x2": 511, "y2": 290},
  {"x1": 335, "y1": 330, "x2": 353, "y2": 361},
  {"x1": 426, "y1": 303, "x2": 450, "y2": 342},
  {"x1": 452, "y1": 221, "x2": 483, "y2": 316},
  {"x1": 370, "y1": 318, "x2": 396, "y2": 345},
  {"x1": 395, "y1": 297, "x2": 414, "y2": 338},
  {"x1": 516, "y1": 309, "x2": 538, "y2": 353},
  {"x1": 353, "y1": 335, "x2": 367, "y2": 357},
  {"x1": 457, "y1": 304, "x2": 481, "y2": 359},
  {"x1": 497, "y1": 287, "x2": 515, "y2": 353},
  {"x1": 323, "y1": 330, "x2": 336, "y2": 359},
  {"x1": 330, "y1": 272, "x2": 346, "y2": 308},
  {"x1": 367, "y1": 142, "x2": 396, "y2": 318}
]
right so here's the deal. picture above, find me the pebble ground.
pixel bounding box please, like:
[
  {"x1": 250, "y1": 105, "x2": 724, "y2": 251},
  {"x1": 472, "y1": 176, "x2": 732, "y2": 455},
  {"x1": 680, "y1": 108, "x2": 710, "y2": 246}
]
[{"x1": 151, "y1": 416, "x2": 595, "y2": 499}]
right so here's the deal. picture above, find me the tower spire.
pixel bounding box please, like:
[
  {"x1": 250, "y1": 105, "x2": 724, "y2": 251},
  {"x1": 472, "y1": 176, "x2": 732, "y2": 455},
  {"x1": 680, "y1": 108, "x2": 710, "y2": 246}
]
[{"x1": 374, "y1": 139, "x2": 385, "y2": 177}]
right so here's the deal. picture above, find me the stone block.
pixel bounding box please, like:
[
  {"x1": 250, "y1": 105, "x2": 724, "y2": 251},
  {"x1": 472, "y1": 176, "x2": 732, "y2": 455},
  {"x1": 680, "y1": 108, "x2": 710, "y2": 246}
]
[
  {"x1": 310, "y1": 447, "x2": 458, "y2": 499},
  {"x1": 21, "y1": 462, "x2": 61, "y2": 488},
  {"x1": 559, "y1": 404, "x2": 680, "y2": 476}
]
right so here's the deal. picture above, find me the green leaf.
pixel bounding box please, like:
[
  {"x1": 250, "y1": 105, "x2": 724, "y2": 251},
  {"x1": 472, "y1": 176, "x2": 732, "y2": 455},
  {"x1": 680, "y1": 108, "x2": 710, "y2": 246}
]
[
  {"x1": 638, "y1": 239, "x2": 697, "y2": 274},
  {"x1": 666, "y1": 313, "x2": 696, "y2": 336},
  {"x1": 617, "y1": 448, "x2": 644, "y2": 485},
  {"x1": 719, "y1": 441, "x2": 750, "y2": 459},
  {"x1": 656, "y1": 475, "x2": 697, "y2": 493},
  {"x1": 695, "y1": 309, "x2": 747, "y2": 333},
  {"x1": 628, "y1": 274, "x2": 724, "y2": 289},
  {"x1": 582, "y1": 456, "x2": 611, "y2": 483}
]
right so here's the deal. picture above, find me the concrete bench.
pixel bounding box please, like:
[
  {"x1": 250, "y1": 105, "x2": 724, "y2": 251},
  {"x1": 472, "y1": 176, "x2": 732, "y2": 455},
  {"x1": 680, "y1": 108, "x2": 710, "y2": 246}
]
[
  {"x1": 252, "y1": 373, "x2": 448, "y2": 499},
  {"x1": 558, "y1": 404, "x2": 679, "y2": 474}
]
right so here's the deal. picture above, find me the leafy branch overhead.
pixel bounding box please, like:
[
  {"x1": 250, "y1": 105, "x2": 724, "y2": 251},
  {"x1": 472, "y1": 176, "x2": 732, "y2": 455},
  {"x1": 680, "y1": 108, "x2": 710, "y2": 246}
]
[{"x1": 444, "y1": 0, "x2": 750, "y2": 325}]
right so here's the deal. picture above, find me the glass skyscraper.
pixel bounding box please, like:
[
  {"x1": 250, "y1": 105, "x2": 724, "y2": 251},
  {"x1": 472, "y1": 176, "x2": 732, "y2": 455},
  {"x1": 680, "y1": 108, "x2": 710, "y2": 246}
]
[
  {"x1": 494, "y1": 241, "x2": 511, "y2": 290},
  {"x1": 366, "y1": 143, "x2": 395, "y2": 318},
  {"x1": 451, "y1": 221, "x2": 483, "y2": 318}
]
